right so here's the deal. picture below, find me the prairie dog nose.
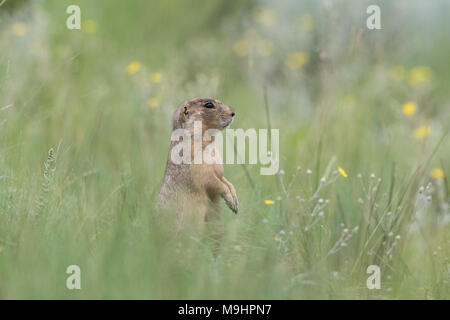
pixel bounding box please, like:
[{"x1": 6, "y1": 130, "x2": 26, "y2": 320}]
[{"x1": 228, "y1": 105, "x2": 235, "y2": 117}]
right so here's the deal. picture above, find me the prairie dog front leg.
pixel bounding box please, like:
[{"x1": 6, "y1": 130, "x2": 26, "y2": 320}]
[
  {"x1": 221, "y1": 177, "x2": 238, "y2": 214},
  {"x1": 205, "y1": 175, "x2": 238, "y2": 214}
]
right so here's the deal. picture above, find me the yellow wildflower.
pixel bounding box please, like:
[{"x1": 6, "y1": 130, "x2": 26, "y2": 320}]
[
  {"x1": 265, "y1": 200, "x2": 275, "y2": 205},
  {"x1": 126, "y1": 61, "x2": 142, "y2": 75},
  {"x1": 82, "y1": 20, "x2": 97, "y2": 34},
  {"x1": 390, "y1": 65, "x2": 405, "y2": 81},
  {"x1": 256, "y1": 39, "x2": 274, "y2": 57},
  {"x1": 151, "y1": 72, "x2": 162, "y2": 83},
  {"x1": 402, "y1": 101, "x2": 416, "y2": 116},
  {"x1": 408, "y1": 66, "x2": 432, "y2": 86},
  {"x1": 12, "y1": 22, "x2": 27, "y2": 37},
  {"x1": 147, "y1": 98, "x2": 159, "y2": 108},
  {"x1": 430, "y1": 168, "x2": 444, "y2": 180},
  {"x1": 413, "y1": 125, "x2": 431, "y2": 139},
  {"x1": 274, "y1": 236, "x2": 281, "y2": 242},
  {"x1": 234, "y1": 39, "x2": 251, "y2": 57},
  {"x1": 338, "y1": 166, "x2": 348, "y2": 178},
  {"x1": 253, "y1": 7, "x2": 276, "y2": 27},
  {"x1": 299, "y1": 14, "x2": 315, "y2": 31},
  {"x1": 285, "y1": 52, "x2": 309, "y2": 70}
]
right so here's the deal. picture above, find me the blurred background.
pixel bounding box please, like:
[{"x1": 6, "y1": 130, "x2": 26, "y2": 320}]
[{"x1": 0, "y1": 0, "x2": 449, "y2": 299}]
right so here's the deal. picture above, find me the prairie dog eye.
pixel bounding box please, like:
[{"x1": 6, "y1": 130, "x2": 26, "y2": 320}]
[{"x1": 204, "y1": 102, "x2": 214, "y2": 108}]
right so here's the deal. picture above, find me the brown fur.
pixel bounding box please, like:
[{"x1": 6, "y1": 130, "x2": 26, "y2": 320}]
[{"x1": 157, "y1": 98, "x2": 238, "y2": 234}]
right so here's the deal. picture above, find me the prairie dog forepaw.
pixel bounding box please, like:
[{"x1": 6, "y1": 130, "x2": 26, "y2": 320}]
[
  {"x1": 221, "y1": 177, "x2": 238, "y2": 214},
  {"x1": 224, "y1": 194, "x2": 238, "y2": 214}
]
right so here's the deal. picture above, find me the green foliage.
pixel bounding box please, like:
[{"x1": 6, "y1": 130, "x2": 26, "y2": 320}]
[{"x1": 0, "y1": 0, "x2": 448, "y2": 299}]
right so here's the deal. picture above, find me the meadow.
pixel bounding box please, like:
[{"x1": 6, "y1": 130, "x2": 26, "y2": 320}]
[{"x1": 0, "y1": 0, "x2": 449, "y2": 299}]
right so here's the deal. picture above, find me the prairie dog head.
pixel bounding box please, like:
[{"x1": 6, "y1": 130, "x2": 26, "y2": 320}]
[{"x1": 173, "y1": 98, "x2": 235, "y2": 132}]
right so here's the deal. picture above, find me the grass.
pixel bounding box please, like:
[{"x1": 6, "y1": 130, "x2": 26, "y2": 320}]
[{"x1": 0, "y1": 0, "x2": 449, "y2": 299}]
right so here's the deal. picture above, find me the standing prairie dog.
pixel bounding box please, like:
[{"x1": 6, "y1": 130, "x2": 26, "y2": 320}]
[{"x1": 157, "y1": 98, "x2": 238, "y2": 231}]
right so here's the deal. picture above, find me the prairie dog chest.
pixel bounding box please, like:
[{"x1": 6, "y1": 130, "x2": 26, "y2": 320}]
[{"x1": 191, "y1": 163, "x2": 223, "y2": 188}]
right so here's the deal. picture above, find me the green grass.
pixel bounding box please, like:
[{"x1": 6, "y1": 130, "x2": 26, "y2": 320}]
[{"x1": 0, "y1": 0, "x2": 449, "y2": 299}]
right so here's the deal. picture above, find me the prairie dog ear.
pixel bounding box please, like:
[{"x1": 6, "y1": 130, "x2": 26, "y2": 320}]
[{"x1": 172, "y1": 103, "x2": 189, "y2": 129}]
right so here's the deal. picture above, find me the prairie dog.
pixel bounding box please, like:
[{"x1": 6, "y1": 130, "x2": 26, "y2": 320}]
[{"x1": 157, "y1": 98, "x2": 238, "y2": 231}]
